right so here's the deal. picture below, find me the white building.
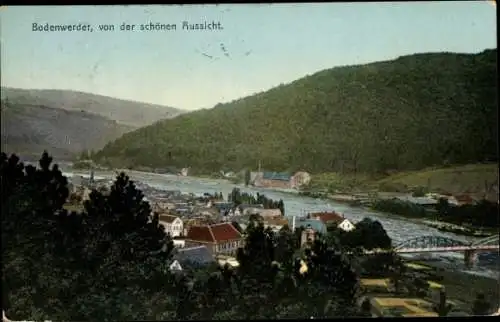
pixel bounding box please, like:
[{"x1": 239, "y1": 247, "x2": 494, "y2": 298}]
[
  {"x1": 308, "y1": 212, "x2": 356, "y2": 232},
  {"x1": 228, "y1": 207, "x2": 242, "y2": 217},
  {"x1": 173, "y1": 239, "x2": 186, "y2": 248},
  {"x1": 337, "y1": 218, "x2": 356, "y2": 232},
  {"x1": 159, "y1": 214, "x2": 184, "y2": 237},
  {"x1": 169, "y1": 259, "x2": 183, "y2": 272}
]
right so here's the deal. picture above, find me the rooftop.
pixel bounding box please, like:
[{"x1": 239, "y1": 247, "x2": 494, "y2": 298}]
[
  {"x1": 309, "y1": 211, "x2": 344, "y2": 224},
  {"x1": 158, "y1": 214, "x2": 180, "y2": 223},
  {"x1": 360, "y1": 278, "x2": 390, "y2": 287},
  {"x1": 186, "y1": 223, "x2": 242, "y2": 243},
  {"x1": 262, "y1": 172, "x2": 291, "y2": 181},
  {"x1": 289, "y1": 218, "x2": 327, "y2": 234},
  {"x1": 174, "y1": 245, "x2": 214, "y2": 267}
]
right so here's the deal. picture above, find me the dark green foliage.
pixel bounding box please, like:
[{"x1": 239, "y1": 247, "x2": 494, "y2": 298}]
[
  {"x1": 1, "y1": 152, "x2": 175, "y2": 321},
  {"x1": 412, "y1": 186, "x2": 428, "y2": 197},
  {"x1": 228, "y1": 188, "x2": 284, "y2": 212},
  {"x1": 244, "y1": 168, "x2": 251, "y2": 186},
  {"x1": 2, "y1": 152, "x2": 394, "y2": 320},
  {"x1": 373, "y1": 197, "x2": 498, "y2": 228},
  {"x1": 437, "y1": 198, "x2": 498, "y2": 228},
  {"x1": 409, "y1": 277, "x2": 430, "y2": 298},
  {"x1": 372, "y1": 198, "x2": 428, "y2": 219},
  {"x1": 95, "y1": 50, "x2": 497, "y2": 174},
  {"x1": 231, "y1": 221, "x2": 243, "y2": 233},
  {"x1": 360, "y1": 298, "x2": 372, "y2": 317},
  {"x1": 433, "y1": 289, "x2": 453, "y2": 316},
  {"x1": 329, "y1": 217, "x2": 392, "y2": 251},
  {"x1": 472, "y1": 292, "x2": 491, "y2": 315}
]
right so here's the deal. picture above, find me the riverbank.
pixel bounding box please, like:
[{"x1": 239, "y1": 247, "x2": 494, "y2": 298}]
[
  {"x1": 309, "y1": 163, "x2": 498, "y2": 202},
  {"x1": 300, "y1": 189, "x2": 496, "y2": 238}
]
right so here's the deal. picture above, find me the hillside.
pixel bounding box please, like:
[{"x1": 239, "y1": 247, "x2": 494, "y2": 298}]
[
  {"x1": 309, "y1": 164, "x2": 499, "y2": 201},
  {"x1": 1, "y1": 87, "x2": 185, "y2": 128},
  {"x1": 1, "y1": 88, "x2": 187, "y2": 160},
  {"x1": 1, "y1": 103, "x2": 134, "y2": 160},
  {"x1": 94, "y1": 49, "x2": 498, "y2": 174}
]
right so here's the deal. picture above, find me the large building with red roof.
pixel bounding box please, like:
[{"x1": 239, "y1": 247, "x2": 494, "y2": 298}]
[{"x1": 185, "y1": 223, "x2": 245, "y2": 256}]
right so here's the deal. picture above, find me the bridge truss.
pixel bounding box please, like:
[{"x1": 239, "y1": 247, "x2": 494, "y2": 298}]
[
  {"x1": 472, "y1": 235, "x2": 499, "y2": 247},
  {"x1": 395, "y1": 236, "x2": 468, "y2": 250},
  {"x1": 395, "y1": 234, "x2": 498, "y2": 251}
]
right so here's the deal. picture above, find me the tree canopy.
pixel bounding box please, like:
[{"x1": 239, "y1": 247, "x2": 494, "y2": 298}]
[
  {"x1": 2, "y1": 152, "x2": 392, "y2": 320},
  {"x1": 95, "y1": 49, "x2": 497, "y2": 174}
]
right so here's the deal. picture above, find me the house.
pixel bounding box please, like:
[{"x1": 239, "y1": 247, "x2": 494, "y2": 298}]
[
  {"x1": 159, "y1": 214, "x2": 184, "y2": 237},
  {"x1": 338, "y1": 219, "x2": 356, "y2": 232},
  {"x1": 289, "y1": 217, "x2": 327, "y2": 235},
  {"x1": 185, "y1": 223, "x2": 244, "y2": 256},
  {"x1": 263, "y1": 216, "x2": 289, "y2": 233},
  {"x1": 309, "y1": 211, "x2": 355, "y2": 232},
  {"x1": 263, "y1": 216, "x2": 288, "y2": 227},
  {"x1": 213, "y1": 202, "x2": 234, "y2": 215},
  {"x1": 253, "y1": 172, "x2": 292, "y2": 189},
  {"x1": 173, "y1": 245, "x2": 215, "y2": 269},
  {"x1": 153, "y1": 200, "x2": 177, "y2": 210},
  {"x1": 172, "y1": 238, "x2": 186, "y2": 248},
  {"x1": 81, "y1": 187, "x2": 92, "y2": 202},
  {"x1": 238, "y1": 203, "x2": 264, "y2": 215},
  {"x1": 227, "y1": 207, "x2": 242, "y2": 217},
  {"x1": 300, "y1": 224, "x2": 317, "y2": 247},
  {"x1": 169, "y1": 259, "x2": 183, "y2": 272},
  {"x1": 290, "y1": 171, "x2": 311, "y2": 189},
  {"x1": 249, "y1": 171, "x2": 260, "y2": 184},
  {"x1": 258, "y1": 209, "x2": 282, "y2": 218}
]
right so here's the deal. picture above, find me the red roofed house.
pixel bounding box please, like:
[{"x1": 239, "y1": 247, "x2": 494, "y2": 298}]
[
  {"x1": 185, "y1": 223, "x2": 245, "y2": 256},
  {"x1": 309, "y1": 211, "x2": 355, "y2": 232}
]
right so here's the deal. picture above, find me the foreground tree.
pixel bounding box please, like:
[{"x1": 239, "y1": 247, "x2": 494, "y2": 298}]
[
  {"x1": 1, "y1": 152, "x2": 175, "y2": 321},
  {"x1": 2, "y1": 152, "x2": 376, "y2": 320},
  {"x1": 433, "y1": 288, "x2": 453, "y2": 317}
]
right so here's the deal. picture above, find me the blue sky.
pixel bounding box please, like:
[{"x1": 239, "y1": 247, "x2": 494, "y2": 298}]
[{"x1": 1, "y1": 2, "x2": 497, "y2": 110}]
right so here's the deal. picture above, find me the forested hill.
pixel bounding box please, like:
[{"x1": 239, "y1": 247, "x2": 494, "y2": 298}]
[{"x1": 95, "y1": 49, "x2": 498, "y2": 174}]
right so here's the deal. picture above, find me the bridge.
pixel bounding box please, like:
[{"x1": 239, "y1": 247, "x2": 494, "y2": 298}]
[{"x1": 361, "y1": 235, "x2": 499, "y2": 268}]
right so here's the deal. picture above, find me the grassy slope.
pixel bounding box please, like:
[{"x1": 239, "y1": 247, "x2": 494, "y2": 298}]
[
  {"x1": 95, "y1": 49, "x2": 497, "y2": 174},
  {"x1": 1, "y1": 87, "x2": 185, "y2": 128},
  {"x1": 310, "y1": 163, "x2": 498, "y2": 200},
  {"x1": 1, "y1": 87, "x2": 186, "y2": 159},
  {"x1": 375, "y1": 164, "x2": 498, "y2": 197},
  {"x1": 1, "y1": 103, "x2": 134, "y2": 160}
]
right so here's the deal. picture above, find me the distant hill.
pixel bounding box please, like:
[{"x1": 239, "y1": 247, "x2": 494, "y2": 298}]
[
  {"x1": 1, "y1": 88, "x2": 186, "y2": 160},
  {"x1": 1, "y1": 87, "x2": 185, "y2": 128},
  {"x1": 95, "y1": 49, "x2": 498, "y2": 174},
  {"x1": 1, "y1": 103, "x2": 134, "y2": 160}
]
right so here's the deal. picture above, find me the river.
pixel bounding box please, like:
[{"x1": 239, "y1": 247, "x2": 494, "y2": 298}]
[{"x1": 64, "y1": 169, "x2": 498, "y2": 277}]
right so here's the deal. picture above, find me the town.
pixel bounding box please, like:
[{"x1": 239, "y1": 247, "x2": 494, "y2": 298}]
[{"x1": 60, "y1": 169, "x2": 498, "y2": 318}]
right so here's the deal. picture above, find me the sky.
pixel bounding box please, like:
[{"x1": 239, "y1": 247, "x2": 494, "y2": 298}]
[{"x1": 0, "y1": 2, "x2": 497, "y2": 111}]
